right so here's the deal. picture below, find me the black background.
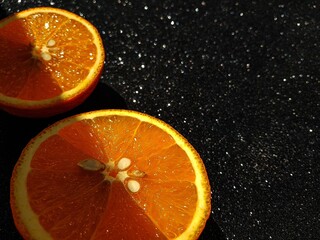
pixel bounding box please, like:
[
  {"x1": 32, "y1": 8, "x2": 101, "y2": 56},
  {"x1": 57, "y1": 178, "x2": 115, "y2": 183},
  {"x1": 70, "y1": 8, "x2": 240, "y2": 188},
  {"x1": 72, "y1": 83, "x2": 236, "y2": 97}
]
[{"x1": 0, "y1": 1, "x2": 319, "y2": 239}]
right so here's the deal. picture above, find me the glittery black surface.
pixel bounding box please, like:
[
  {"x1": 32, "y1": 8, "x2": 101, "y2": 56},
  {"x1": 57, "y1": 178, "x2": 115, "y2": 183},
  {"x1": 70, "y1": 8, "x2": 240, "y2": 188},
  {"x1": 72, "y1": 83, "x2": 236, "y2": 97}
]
[{"x1": 0, "y1": 1, "x2": 319, "y2": 239}]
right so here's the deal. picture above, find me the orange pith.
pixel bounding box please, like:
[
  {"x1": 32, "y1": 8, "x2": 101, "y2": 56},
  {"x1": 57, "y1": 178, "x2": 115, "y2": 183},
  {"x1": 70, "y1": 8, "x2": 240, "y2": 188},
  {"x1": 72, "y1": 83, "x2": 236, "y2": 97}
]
[
  {"x1": 10, "y1": 110, "x2": 211, "y2": 239},
  {"x1": 0, "y1": 7, "x2": 105, "y2": 117}
]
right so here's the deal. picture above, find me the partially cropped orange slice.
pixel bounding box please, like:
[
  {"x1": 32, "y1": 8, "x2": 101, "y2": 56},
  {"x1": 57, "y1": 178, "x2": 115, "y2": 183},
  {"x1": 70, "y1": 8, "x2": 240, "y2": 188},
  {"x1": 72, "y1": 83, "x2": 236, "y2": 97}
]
[
  {"x1": 11, "y1": 109, "x2": 211, "y2": 239},
  {"x1": 0, "y1": 7, "x2": 105, "y2": 117}
]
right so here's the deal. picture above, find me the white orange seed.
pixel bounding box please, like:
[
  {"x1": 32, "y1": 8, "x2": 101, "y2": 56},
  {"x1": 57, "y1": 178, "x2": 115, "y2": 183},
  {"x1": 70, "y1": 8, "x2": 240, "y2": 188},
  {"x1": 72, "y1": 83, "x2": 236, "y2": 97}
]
[
  {"x1": 117, "y1": 157, "x2": 131, "y2": 170},
  {"x1": 41, "y1": 52, "x2": 51, "y2": 61},
  {"x1": 127, "y1": 180, "x2": 140, "y2": 193},
  {"x1": 47, "y1": 39, "x2": 56, "y2": 47}
]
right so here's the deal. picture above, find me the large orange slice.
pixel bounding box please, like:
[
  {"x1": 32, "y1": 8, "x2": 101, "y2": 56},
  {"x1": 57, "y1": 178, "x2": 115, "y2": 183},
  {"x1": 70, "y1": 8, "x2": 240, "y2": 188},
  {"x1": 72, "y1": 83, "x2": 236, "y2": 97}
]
[
  {"x1": 0, "y1": 7, "x2": 105, "y2": 117},
  {"x1": 10, "y1": 109, "x2": 211, "y2": 239}
]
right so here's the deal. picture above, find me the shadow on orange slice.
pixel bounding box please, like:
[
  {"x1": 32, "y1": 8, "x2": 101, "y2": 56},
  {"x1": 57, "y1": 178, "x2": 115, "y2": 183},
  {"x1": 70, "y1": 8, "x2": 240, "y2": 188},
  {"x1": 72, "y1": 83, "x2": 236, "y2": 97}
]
[
  {"x1": 0, "y1": 7, "x2": 105, "y2": 118},
  {"x1": 10, "y1": 109, "x2": 211, "y2": 239}
]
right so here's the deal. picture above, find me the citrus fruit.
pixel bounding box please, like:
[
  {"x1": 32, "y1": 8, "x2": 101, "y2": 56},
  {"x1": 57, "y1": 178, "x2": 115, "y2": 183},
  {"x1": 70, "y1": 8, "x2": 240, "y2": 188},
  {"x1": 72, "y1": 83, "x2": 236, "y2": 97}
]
[
  {"x1": 10, "y1": 109, "x2": 211, "y2": 239},
  {"x1": 0, "y1": 7, "x2": 105, "y2": 117}
]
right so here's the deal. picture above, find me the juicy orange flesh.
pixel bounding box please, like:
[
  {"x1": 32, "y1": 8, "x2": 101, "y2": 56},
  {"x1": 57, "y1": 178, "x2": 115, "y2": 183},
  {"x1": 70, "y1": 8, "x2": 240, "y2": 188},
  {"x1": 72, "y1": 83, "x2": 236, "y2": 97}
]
[
  {"x1": 92, "y1": 181, "x2": 167, "y2": 240},
  {"x1": 0, "y1": 12, "x2": 97, "y2": 100},
  {"x1": 28, "y1": 115, "x2": 197, "y2": 239}
]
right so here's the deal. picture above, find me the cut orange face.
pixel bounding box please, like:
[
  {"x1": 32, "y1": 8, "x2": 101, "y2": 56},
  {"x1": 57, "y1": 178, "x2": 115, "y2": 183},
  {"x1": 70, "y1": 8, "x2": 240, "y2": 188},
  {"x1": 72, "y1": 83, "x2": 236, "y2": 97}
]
[
  {"x1": 0, "y1": 7, "x2": 105, "y2": 117},
  {"x1": 11, "y1": 109, "x2": 211, "y2": 239}
]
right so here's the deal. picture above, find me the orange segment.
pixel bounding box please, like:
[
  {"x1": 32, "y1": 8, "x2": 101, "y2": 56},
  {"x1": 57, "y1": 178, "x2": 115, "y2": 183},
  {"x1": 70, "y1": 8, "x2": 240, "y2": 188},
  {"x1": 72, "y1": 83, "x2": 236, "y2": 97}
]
[
  {"x1": 0, "y1": 7, "x2": 105, "y2": 117},
  {"x1": 130, "y1": 180, "x2": 198, "y2": 239},
  {"x1": 11, "y1": 110, "x2": 211, "y2": 239},
  {"x1": 127, "y1": 143, "x2": 196, "y2": 182},
  {"x1": 27, "y1": 134, "x2": 109, "y2": 239},
  {"x1": 30, "y1": 134, "x2": 99, "y2": 171},
  {"x1": 119, "y1": 121, "x2": 176, "y2": 161},
  {"x1": 30, "y1": 173, "x2": 110, "y2": 239},
  {"x1": 92, "y1": 181, "x2": 167, "y2": 240},
  {"x1": 58, "y1": 116, "x2": 142, "y2": 163}
]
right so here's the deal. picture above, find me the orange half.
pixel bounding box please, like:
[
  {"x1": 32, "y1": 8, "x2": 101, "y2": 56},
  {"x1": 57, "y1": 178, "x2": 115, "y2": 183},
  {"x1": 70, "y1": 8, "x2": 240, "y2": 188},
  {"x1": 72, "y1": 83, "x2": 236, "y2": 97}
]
[
  {"x1": 10, "y1": 109, "x2": 211, "y2": 239},
  {"x1": 0, "y1": 7, "x2": 105, "y2": 117}
]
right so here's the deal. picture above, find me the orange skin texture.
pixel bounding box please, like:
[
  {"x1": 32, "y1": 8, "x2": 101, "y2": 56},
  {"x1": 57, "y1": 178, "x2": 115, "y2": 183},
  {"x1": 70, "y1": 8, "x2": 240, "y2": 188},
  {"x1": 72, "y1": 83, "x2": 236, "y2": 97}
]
[{"x1": 1, "y1": 69, "x2": 103, "y2": 118}]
